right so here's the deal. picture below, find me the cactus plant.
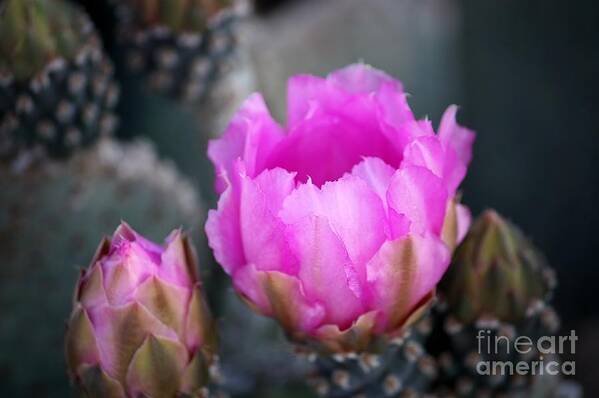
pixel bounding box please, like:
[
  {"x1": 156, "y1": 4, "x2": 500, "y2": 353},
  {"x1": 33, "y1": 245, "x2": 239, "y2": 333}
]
[
  {"x1": 303, "y1": 315, "x2": 437, "y2": 398},
  {"x1": 113, "y1": 0, "x2": 244, "y2": 102},
  {"x1": 110, "y1": 0, "x2": 255, "y2": 202},
  {"x1": 0, "y1": 0, "x2": 119, "y2": 161},
  {"x1": 428, "y1": 210, "x2": 560, "y2": 397}
]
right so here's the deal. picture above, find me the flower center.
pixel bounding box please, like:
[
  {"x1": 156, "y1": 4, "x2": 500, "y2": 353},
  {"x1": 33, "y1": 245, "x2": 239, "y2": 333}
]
[{"x1": 265, "y1": 120, "x2": 402, "y2": 186}]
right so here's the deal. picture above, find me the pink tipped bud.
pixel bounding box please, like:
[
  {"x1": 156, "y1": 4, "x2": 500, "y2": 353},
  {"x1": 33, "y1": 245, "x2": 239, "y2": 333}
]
[{"x1": 65, "y1": 223, "x2": 216, "y2": 397}]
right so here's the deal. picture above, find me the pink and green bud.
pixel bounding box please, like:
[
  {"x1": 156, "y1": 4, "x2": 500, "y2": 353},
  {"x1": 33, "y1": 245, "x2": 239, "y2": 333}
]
[
  {"x1": 440, "y1": 209, "x2": 556, "y2": 324},
  {"x1": 65, "y1": 223, "x2": 216, "y2": 397},
  {"x1": 205, "y1": 64, "x2": 475, "y2": 352}
]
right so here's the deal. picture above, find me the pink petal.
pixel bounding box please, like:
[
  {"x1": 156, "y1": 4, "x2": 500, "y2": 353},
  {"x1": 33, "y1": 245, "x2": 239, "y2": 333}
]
[
  {"x1": 277, "y1": 64, "x2": 414, "y2": 185},
  {"x1": 286, "y1": 74, "x2": 327, "y2": 127},
  {"x1": 402, "y1": 135, "x2": 466, "y2": 195},
  {"x1": 100, "y1": 243, "x2": 157, "y2": 306},
  {"x1": 329, "y1": 63, "x2": 402, "y2": 93},
  {"x1": 207, "y1": 165, "x2": 299, "y2": 277},
  {"x1": 232, "y1": 263, "x2": 272, "y2": 314},
  {"x1": 208, "y1": 94, "x2": 285, "y2": 193},
  {"x1": 159, "y1": 231, "x2": 194, "y2": 288},
  {"x1": 232, "y1": 266, "x2": 326, "y2": 334},
  {"x1": 366, "y1": 233, "x2": 450, "y2": 332},
  {"x1": 257, "y1": 271, "x2": 326, "y2": 334},
  {"x1": 387, "y1": 209, "x2": 412, "y2": 240},
  {"x1": 280, "y1": 175, "x2": 387, "y2": 268},
  {"x1": 78, "y1": 264, "x2": 109, "y2": 309},
  {"x1": 349, "y1": 157, "x2": 411, "y2": 240},
  {"x1": 350, "y1": 157, "x2": 395, "y2": 206},
  {"x1": 110, "y1": 223, "x2": 163, "y2": 263},
  {"x1": 376, "y1": 87, "x2": 427, "y2": 155},
  {"x1": 205, "y1": 162, "x2": 245, "y2": 275},
  {"x1": 239, "y1": 167, "x2": 298, "y2": 273},
  {"x1": 456, "y1": 204, "x2": 472, "y2": 244},
  {"x1": 438, "y1": 105, "x2": 475, "y2": 166},
  {"x1": 266, "y1": 113, "x2": 400, "y2": 186},
  {"x1": 111, "y1": 223, "x2": 162, "y2": 252},
  {"x1": 287, "y1": 64, "x2": 402, "y2": 127},
  {"x1": 284, "y1": 215, "x2": 366, "y2": 329},
  {"x1": 387, "y1": 166, "x2": 448, "y2": 236}
]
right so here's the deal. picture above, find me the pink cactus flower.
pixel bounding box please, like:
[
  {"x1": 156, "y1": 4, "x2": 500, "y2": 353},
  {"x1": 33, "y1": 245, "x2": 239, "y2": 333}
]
[
  {"x1": 206, "y1": 64, "x2": 475, "y2": 351},
  {"x1": 65, "y1": 223, "x2": 216, "y2": 397}
]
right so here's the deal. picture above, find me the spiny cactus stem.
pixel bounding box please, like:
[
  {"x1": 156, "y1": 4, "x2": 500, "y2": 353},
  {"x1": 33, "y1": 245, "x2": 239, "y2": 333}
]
[
  {"x1": 312, "y1": 347, "x2": 402, "y2": 397},
  {"x1": 307, "y1": 339, "x2": 438, "y2": 398}
]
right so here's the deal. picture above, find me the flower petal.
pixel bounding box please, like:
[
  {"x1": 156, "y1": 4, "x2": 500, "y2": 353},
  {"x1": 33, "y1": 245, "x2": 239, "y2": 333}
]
[
  {"x1": 125, "y1": 335, "x2": 188, "y2": 398},
  {"x1": 438, "y1": 105, "x2": 475, "y2": 166},
  {"x1": 76, "y1": 364, "x2": 127, "y2": 398},
  {"x1": 232, "y1": 263, "x2": 272, "y2": 315},
  {"x1": 376, "y1": 90, "x2": 428, "y2": 154},
  {"x1": 99, "y1": 225, "x2": 163, "y2": 305},
  {"x1": 286, "y1": 74, "x2": 327, "y2": 127},
  {"x1": 287, "y1": 63, "x2": 403, "y2": 127},
  {"x1": 456, "y1": 204, "x2": 472, "y2": 244},
  {"x1": 132, "y1": 276, "x2": 190, "y2": 340},
  {"x1": 101, "y1": 250, "x2": 157, "y2": 306},
  {"x1": 280, "y1": 176, "x2": 387, "y2": 269},
  {"x1": 239, "y1": 168, "x2": 298, "y2": 273},
  {"x1": 208, "y1": 93, "x2": 285, "y2": 193},
  {"x1": 267, "y1": 114, "x2": 400, "y2": 186},
  {"x1": 112, "y1": 223, "x2": 163, "y2": 262},
  {"x1": 441, "y1": 199, "x2": 472, "y2": 251},
  {"x1": 180, "y1": 350, "x2": 210, "y2": 395},
  {"x1": 387, "y1": 166, "x2": 448, "y2": 235},
  {"x1": 284, "y1": 215, "x2": 366, "y2": 329},
  {"x1": 159, "y1": 231, "x2": 198, "y2": 287},
  {"x1": 314, "y1": 311, "x2": 379, "y2": 353},
  {"x1": 350, "y1": 157, "x2": 395, "y2": 207},
  {"x1": 258, "y1": 270, "x2": 326, "y2": 335},
  {"x1": 366, "y1": 234, "x2": 450, "y2": 332},
  {"x1": 329, "y1": 63, "x2": 402, "y2": 93},
  {"x1": 403, "y1": 135, "x2": 466, "y2": 195},
  {"x1": 185, "y1": 285, "x2": 217, "y2": 356},
  {"x1": 78, "y1": 263, "x2": 108, "y2": 309},
  {"x1": 232, "y1": 266, "x2": 328, "y2": 335},
  {"x1": 66, "y1": 306, "x2": 101, "y2": 375},
  {"x1": 87, "y1": 302, "x2": 178, "y2": 383},
  {"x1": 205, "y1": 162, "x2": 245, "y2": 275},
  {"x1": 277, "y1": 64, "x2": 413, "y2": 185},
  {"x1": 350, "y1": 157, "x2": 412, "y2": 240}
]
